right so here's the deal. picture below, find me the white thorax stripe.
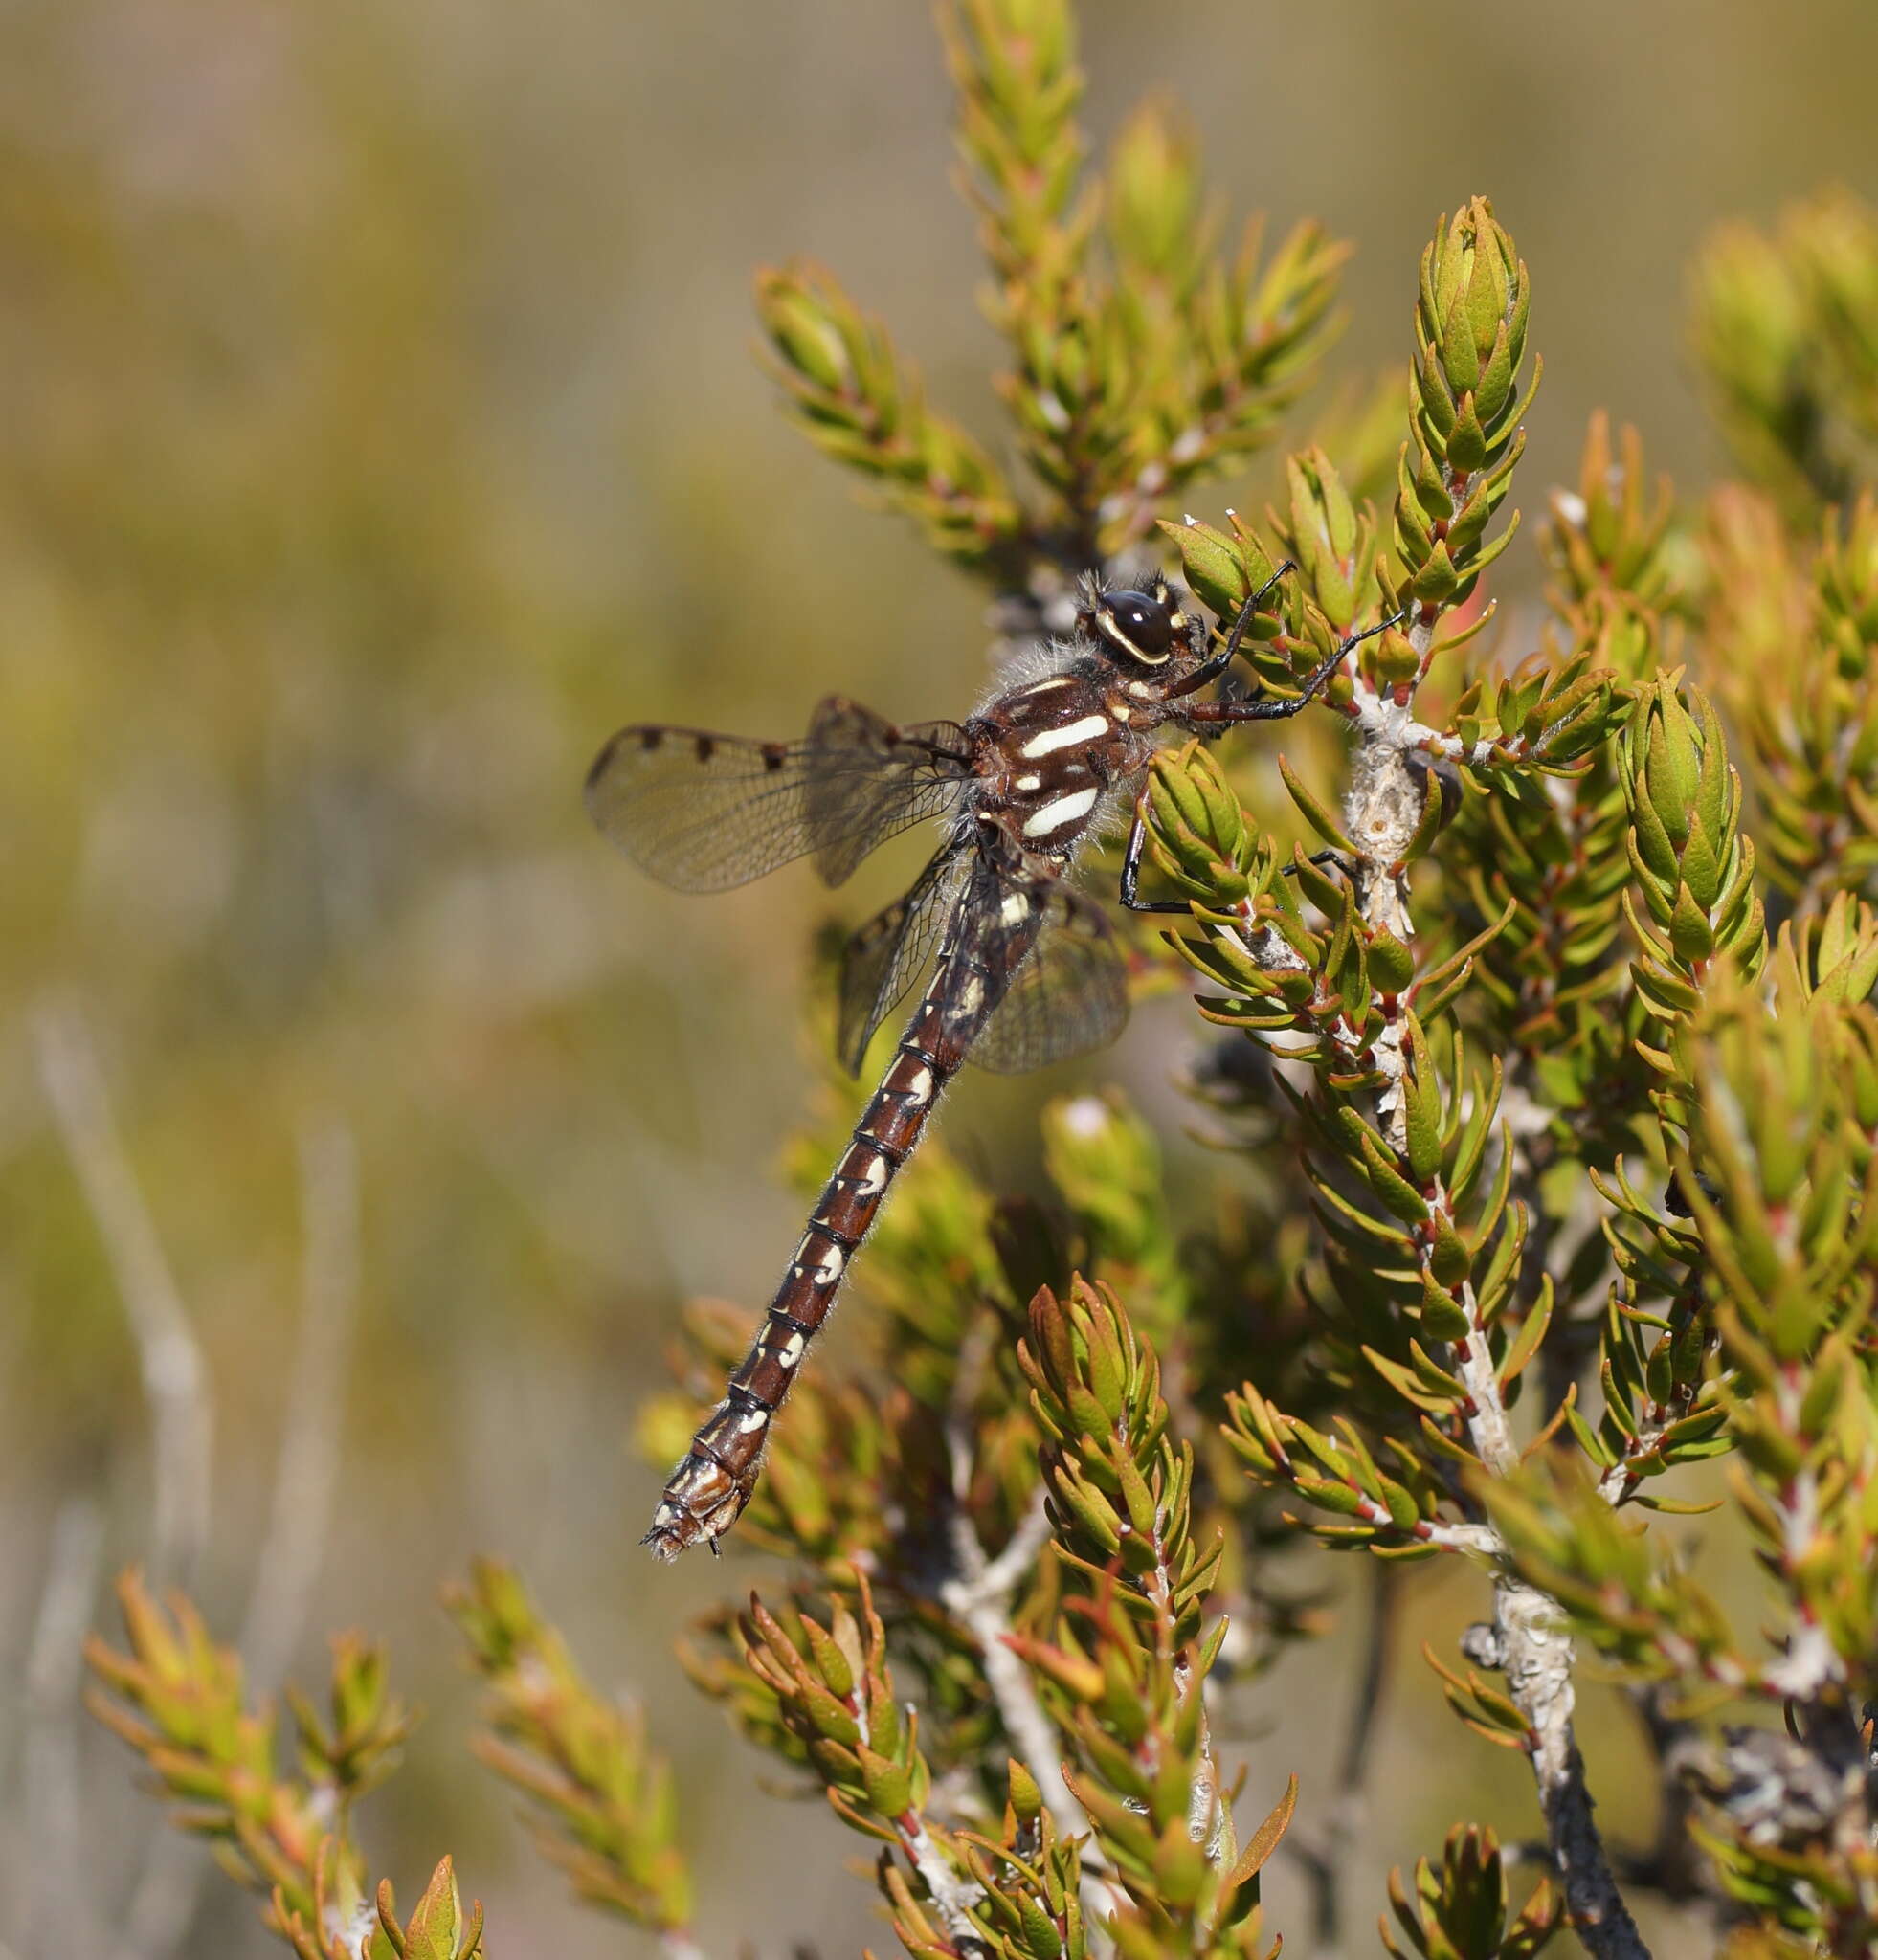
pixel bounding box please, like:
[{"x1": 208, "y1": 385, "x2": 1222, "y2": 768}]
[
  {"x1": 1022, "y1": 785, "x2": 1101, "y2": 836},
  {"x1": 1018, "y1": 712, "x2": 1108, "y2": 759}
]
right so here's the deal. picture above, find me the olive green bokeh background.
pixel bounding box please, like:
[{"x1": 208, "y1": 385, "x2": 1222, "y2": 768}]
[{"x1": 2, "y1": 2, "x2": 1873, "y2": 1954}]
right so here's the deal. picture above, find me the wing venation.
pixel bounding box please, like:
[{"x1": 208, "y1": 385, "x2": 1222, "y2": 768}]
[
  {"x1": 586, "y1": 698, "x2": 969, "y2": 894},
  {"x1": 970, "y1": 883, "x2": 1129, "y2": 1075}
]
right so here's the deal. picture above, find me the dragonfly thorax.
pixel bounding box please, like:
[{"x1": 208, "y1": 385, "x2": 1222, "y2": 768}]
[{"x1": 967, "y1": 576, "x2": 1210, "y2": 860}]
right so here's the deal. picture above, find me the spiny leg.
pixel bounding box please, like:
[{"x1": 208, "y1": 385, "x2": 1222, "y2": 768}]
[
  {"x1": 1119, "y1": 798, "x2": 1193, "y2": 914},
  {"x1": 1168, "y1": 559, "x2": 1298, "y2": 701},
  {"x1": 1122, "y1": 610, "x2": 1405, "y2": 913},
  {"x1": 1181, "y1": 609, "x2": 1406, "y2": 728},
  {"x1": 1282, "y1": 847, "x2": 1353, "y2": 880}
]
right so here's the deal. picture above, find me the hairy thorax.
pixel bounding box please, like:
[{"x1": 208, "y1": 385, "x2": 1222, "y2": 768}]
[{"x1": 966, "y1": 660, "x2": 1162, "y2": 860}]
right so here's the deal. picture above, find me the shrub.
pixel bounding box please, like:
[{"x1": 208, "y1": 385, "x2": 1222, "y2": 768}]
[{"x1": 85, "y1": 6, "x2": 1878, "y2": 1956}]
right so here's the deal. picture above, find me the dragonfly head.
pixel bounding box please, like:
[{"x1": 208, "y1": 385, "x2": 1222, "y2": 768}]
[{"x1": 1084, "y1": 574, "x2": 1202, "y2": 676}]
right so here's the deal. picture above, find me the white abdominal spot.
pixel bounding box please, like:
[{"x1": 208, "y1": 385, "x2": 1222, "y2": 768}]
[
  {"x1": 1019, "y1": 713, "x2": 1108, "y2": 758},
  {"x1": 1022, "y1": 786, "x2": 1101, "y2": 837},
  {"x1": 855, "y1": 1153, "x2": 889, "y2": 1195}
]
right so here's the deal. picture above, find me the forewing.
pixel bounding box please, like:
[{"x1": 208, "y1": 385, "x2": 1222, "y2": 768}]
[
  {"x1": 837, "y1": 848, "x2": 969, "y2": 1074},
  {"x1": 585, "y1": 699, "x2": 967, "y2": 895},
  {"x1": 971, "y1": 883, "x2": 1129, "y2": 1075},
  {"x1": 806, "y1": 699, "x2": 969, "y2": 886}
]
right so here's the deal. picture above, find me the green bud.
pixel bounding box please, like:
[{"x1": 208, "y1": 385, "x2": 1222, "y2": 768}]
[
  {"x1": 1007, "y1": 1757, "x2": 1044, "y2": 1826},
  {"x1": 1283, "y1": 447, "x2": 1375, "y2": 631},
  {"x1": 1107, "y1": 101, "x2": 1200, "y2": 278},
  {"x1": 1159, "y1": 515, "x2": 1279, "y2": 628},
  {"x1": 1410, "y1": 540, "x2": 1461, "y2": 605},
  {"x1": 1152, "y1": 1822, "x2": 1208, "y2": 1910},
  {"x1": 383, "y1": 1860, "x2": 482, "y2": 1960},
  {"x1": 1667, "y1": 883, "x2": 1717, "y2": 963},
  {"x1": 1420, "y1": 1275, "x2": 1473, "y2": 1341},
  {"x1": 760, "y1": 275, "x2": 853, "y2": 394},
  {"x1": 857, "y1": 1743, "x2": 913, "y2": 1822},
  {"x1": 1295, "y1": 1472, "x2": 1367, "y2": 1516},
  {"x1": 1447, "y1": 396, "x2": 1488, "y2": 475},
  {"x1": 1428, "y1": 1216, "x2": 1474, "y2": 1289},
  {"x1": 1369, "y1": 930, "x2": 1416, "y2": 995},
  {"x1": 801, "y1": 1616, "x2": 855, "y2": 1702},
  {"x1": 1375, "y1": 625, "x2": 1420, "y2": 684}
]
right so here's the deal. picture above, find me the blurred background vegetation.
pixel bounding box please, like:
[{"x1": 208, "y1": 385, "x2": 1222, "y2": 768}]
[{"x1": 2, "y1": 1, "x2": 1876, "y2": 1955}]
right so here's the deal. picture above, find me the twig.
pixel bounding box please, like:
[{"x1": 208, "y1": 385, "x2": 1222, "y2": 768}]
[
  {"x1": 240, "y1": 1122, "x2": 362, "y2": 1696},
  {"x1": 1140, "y1": 1495, "x2": 1230, "y2": 1873},
  {"x1": 1417, "y1": 1520, "x2": 1505, "y2": 1555},
  {"x1": 1442, "y1": 1292, "x2": 1648, "y2": 1956},
  {"x1": 973, "y1": 1496, "x2": 1056, "y2": 1602},
  {"x1": 841, "y1": 1589, "x2": 992, "y2": 1955},
  {"x1": 1214, "y1": 759, "x2": 1646, "y2": 1947},
  {"x1": 903, "y1": 1815, "x2": 994, "y2": 1953},
  {"x1": 33, "y1": 1003, "x2": 224, "y2": 1960},
  {"x1": 941, "y1": 1428, "x2": 1126, "y2": 1940},
  {"x1": 1338, "y1": 603, "x2": 1652, "y2": 1959},
  {"x1": 24, "y1": 1497, "x2": 104, "y2": 1960},
  {"x1": 1434, "y1": 1229, "x2": 1647, "y2": 1955},
  {"x1": 1459, "y1": 1581, "x2": 1647, "y2": 1956},
  {"x1": 1758, "y1": 1371, "x2": 1842, "y2": 1704},
  {"x1": 939, "y1": 1328, "x2": 1085, "y2": 1843},
  {"x1": 1284, "y1": 1562, "x2": 1400, "y2": 1957},
  {"x1": 34, "y1": 1002, "x2": 212, "y2": 1587},
  {"x1": 942, "y1": 1490, "x2": 1070, "y2": 1820},
  {"x1": 117, "y1": 1128, "x2": 365, "y2": 1960},
  {"x1": 94, "y1": 1126, "x2": 369, "y2": 1960}
]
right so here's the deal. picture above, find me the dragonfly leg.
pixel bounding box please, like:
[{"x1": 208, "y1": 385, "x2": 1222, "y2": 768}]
[
  {"x1": 1168, "y1": 558, "x2": 1297, "y2": 699},
  {"x1": 1281, "y1": 847, "x2": 1353, "y2": 880},
  {"x1": 1119, "y1": 794, "x2": 1196, "y2": 914},
  {"x1": 1182, "y1": 609, "x2": 1406, "y2": 725}
]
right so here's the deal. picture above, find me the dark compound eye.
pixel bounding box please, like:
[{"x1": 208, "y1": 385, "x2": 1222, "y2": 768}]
[{"x1": 1097, "y1": 589, "x2": 1176, "y2": 661}]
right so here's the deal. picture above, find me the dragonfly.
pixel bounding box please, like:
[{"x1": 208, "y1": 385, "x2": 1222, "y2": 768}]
[{"x1": 588, "y1": 566, "x2": 1393, "y2": 1559}]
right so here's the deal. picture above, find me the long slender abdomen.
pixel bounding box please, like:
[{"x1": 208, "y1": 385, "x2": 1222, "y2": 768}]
[{"x1": 642, "y1": 969, "x2": 973, "y2": 1560}]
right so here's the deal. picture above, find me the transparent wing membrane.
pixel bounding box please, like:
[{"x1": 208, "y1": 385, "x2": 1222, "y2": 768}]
[
  {"x1": 585, "y1": 697, "x2": 968, "y2": 895},
  {"x1": 970, "y1": 883, "x2": 1129, "y2": 1075},
  {"x1": 836, "y1": 849, "x2": 968, "y2": 1073}
]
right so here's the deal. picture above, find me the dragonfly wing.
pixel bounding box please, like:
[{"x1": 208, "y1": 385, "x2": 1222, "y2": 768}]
[
  {"x1": 805, "y1": 699, "x2": 971, "y2": 886},
  {"x1": 586, "y1": 699, "x2": 969, "y2": 895},
  {"x1": 970, "y1": 883, "x2": 1129, "y2": 1075},
  {"x1": 837, "y1": 848, "x2": 969, "y2": 1074}
]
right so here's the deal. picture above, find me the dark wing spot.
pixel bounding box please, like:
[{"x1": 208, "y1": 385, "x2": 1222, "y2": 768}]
[
  {"x1": 694, "y1": 734, "x2": 717, "y2": 764},
  {"x1": 637, "y1": 727, "x2": 662, "y2": 750},
  {"x1": 761, "y1": 743, "x2": 787, "y2": 772}
]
